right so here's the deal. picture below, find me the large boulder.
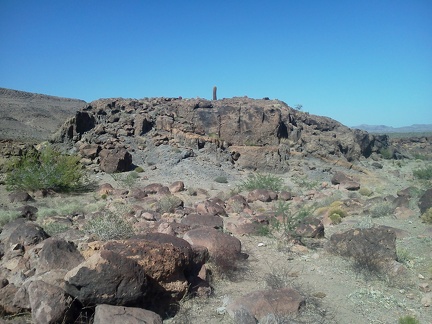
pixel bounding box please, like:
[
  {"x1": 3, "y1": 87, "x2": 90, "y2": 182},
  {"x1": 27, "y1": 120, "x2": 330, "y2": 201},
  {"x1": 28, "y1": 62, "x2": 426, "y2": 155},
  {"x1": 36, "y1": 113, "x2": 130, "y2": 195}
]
[
  {"x1": 419, "y1": 188, "x2": 432, "y2": 214},
  {"x1": 28, "y1": 280, "x2": 81, "y2": 324},
  {"x1": 64, "y1": 250, "x2": 148, "y2": 306},
  {"x1": 99, "y1": 147, "x2": 132, "y2": 173}
]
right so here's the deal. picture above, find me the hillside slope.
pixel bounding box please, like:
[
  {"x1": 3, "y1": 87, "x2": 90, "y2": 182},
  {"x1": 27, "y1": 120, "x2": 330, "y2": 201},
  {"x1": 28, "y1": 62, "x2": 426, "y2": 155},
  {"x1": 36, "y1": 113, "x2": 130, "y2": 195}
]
[{"x1": 0, "y1": 88, "x2": 86, "y2": 141}]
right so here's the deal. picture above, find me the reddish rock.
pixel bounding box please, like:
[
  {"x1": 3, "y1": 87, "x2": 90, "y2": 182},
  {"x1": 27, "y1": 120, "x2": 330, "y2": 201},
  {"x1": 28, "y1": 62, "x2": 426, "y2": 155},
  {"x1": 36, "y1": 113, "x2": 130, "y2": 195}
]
[
  {"x1": 196, "y1": 198, "x2": 227, "y2": 217},
  {"x1": 226, "y1": 195, "x2": 249, "y2": 213},
  {"x1": 0, "y1": 284, "x2": 22, "y2": 315},
  {"x1": 181, "y1": 213, "x2": 224, "y2": 229},
  {"x1": 169, "y1": 181, "x2": 185, "y2": 193},
  {"x1": 99, "y1": 147, "x2": 132, "y2": 173},
  {"x1": 227, "y1": 288, "x2": 305, "y2": 321},
  {"x1": 295, "y1": 217, "x2": 324, "y2": 238},
  {"x1": 79, "y1": 143, "x2": 100, "y2": 159},
  {"x1": 183, "y1": 227, "x2": 242, "y2": 261},
  {"x1": 247, "y1": 189, "x2": 276, "y2": 203}
]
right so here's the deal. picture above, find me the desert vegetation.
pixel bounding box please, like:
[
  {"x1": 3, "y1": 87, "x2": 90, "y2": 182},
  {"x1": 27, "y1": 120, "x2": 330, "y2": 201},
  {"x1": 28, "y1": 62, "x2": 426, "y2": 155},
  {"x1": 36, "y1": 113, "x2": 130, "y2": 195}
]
[{"x1": 0, "y1": 95, "x2": 430, "y2": 323}]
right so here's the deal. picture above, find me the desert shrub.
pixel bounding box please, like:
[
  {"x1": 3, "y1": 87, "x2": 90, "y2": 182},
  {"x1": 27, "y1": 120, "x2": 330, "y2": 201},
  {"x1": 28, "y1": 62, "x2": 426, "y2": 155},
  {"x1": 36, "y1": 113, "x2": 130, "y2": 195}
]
[
  {"x1": 256, "y1": 224, "x2": 271, "y2": 237},
  {"x1": 413, "y1": 165, "x2": 432, "y2": 180},
  {"x1": 379, "y1": 147, "x2": 393, "y2": 159},
  {"x1": 6, "y1": 145, "x2": 87, "y2": 192},
  {"x1": 370, "y1": 201, "x2": 394, "y2": 218},
  {"x1": 42, "y1": 222, "x2": 70, "y2": 236},
  {"x1": 134, "y1": 166, "x2": 144, "y2": 173},
  {"x1": 111, "y1": 171, "x2": 140, "y2": 188},
  {"x1": 396, "y1": 247, "x2": 412, "y2": 266},
  {"x1": 0, "y1": 210, "x2": 20, "y2": 227},
  {"x1": 85, "y1": 210, "x2": 134, "y2": 240},
  {"x1": 264, "y1": 266, "x2": 293, "y2": 289},
  {"x1": 187, "y1": 187, "x2": 197, "y2": 196},
  {"x1": 214, "y1": 176, "x2": 228, "y2": 183},
  {"x1": 358, "y1": 187, "x2": 373, "y2": 197},
  {"x1": 329, "y1": 213, "x2": 342, "y2": 224},
  {"x1": 158, "y1": 195, "x2": 183, "y2": 213},
  {"x1": 421, "y1": 207, "x2": 432, "y2": 224},
  {"x1": 239, "y1": 173, "x2": 284, "y2": 192},
  {"x1": 398, "y1": 315, "x2": 420, "y2": 324}
]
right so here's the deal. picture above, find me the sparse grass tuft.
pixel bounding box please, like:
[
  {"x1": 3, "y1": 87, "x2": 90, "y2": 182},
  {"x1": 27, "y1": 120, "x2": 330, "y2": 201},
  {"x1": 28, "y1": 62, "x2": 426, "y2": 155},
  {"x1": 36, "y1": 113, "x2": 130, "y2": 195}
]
[
  {"x1": 358, "y1": 187, "x2": 373, "y2": 197},
  {"x1": 111, "y1": 171, "x2": 140, "y2": 188},
  {"x1": 398, "y1": 315, "x2": 420, "y2": 324},
  {"x1": 239, "y1": 173, "x2": 284, "y2": 192},
  {"x1": 413, "y1": 165, "x2": 432, "y2": 180},
  {"x1": 0, "y1": 210, "x2": 20, "y2": 227},
  {"x1": 5, "y1": 145, "x2": 88, "y2": 192},
  {"x1": 158, "y1": 195, "x2": 183, "y2": 213},
  {"x1": 42, "y1": 222, "x2": 71, "y2": 236}
]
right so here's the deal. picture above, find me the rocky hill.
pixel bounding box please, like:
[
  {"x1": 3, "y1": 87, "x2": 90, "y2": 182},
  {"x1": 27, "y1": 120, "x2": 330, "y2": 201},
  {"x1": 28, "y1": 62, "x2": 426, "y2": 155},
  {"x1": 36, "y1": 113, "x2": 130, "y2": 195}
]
[
  {"x1": 353, "y1": 123, "x2": 432, "y2": 134},
  {"x1": 0, "y1": 88, "x2": 86, "y2": 142},
  {"x1": 52, "y1": 96, "x2": 389, "y2": 173}
]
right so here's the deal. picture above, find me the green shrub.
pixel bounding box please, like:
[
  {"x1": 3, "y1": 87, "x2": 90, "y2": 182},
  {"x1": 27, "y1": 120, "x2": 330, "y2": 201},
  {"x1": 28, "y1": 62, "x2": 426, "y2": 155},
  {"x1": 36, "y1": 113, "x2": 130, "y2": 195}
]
[
  {"x1": 370, "y1": 202, "x2": 394, "y2": 218},
  {"x1": 0, "y1": 210, "x2": 20, "y2": 227},
  {"x1": 421, "y1": 207, "x2": 432, "y2": 224},
  {"x1": 358, "y1": 187, "x2": 373, "y2": 197},
  {"x1": 398, "y1": 315, "x2": 420, "y2": 324},
  {"x1": 6, "y1": 145, "x2": 87, "y2": 192},
  {"x1": 85, "y1": 210, "x2": 134, "y2": 240},
  {"x1": 134, "y1": 166, "x2": 144, "y2": 173},
  {"x1": 214, "y1": 176, "x2": 228, "y2": 183},
  {"x1": 158, "y1": 195, "x2": 183, "y2": 213},
  {"x1": 379, "y1": 147, "x2": 394, "y2": 159},
  {"x1": 42, "y1": 222, "x2": 70, "y2": 236},
  {"x1": 329, "y1": 213, "x2": 342, "y2": 224},
  {"x1": 239, "y1": 173, "x2": 284, "y2": 192},
  {"x1": 413, "y1": 165, "x2": 432, "y2": 180}
]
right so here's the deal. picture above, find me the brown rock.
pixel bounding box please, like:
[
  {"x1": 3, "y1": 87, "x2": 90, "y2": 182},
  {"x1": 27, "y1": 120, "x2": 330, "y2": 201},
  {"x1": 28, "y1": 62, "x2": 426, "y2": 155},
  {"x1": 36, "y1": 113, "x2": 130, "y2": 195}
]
[
  {"x1": 0, "y1": 284, "x2": 22, "y2": 315},
  {"x1": 181, "y1": 213, "x2": 224, "y2": 229},
  {"x1": 196, "y1": 198, "x2": 227, "y2": 217},
  {"x1": 226, "y1": 288, "x2": 305, "y2": 321},
  {"x1": 93, "y1": 304, "x2": 162, "y2": 324},
  {"x1": 99, "y1": 147, "x2": 132, "y2": 173},
  {"x1": 295, "y1": 217, "x2": 324, "y2": 238},
  {"x1": 247, "y1": 189, "x2": 276, "y2": 203},
  {"x1": 419, "y1": 188, "x2": 432, "y2": 214},
  {"x1": 169, "y1": 181, "x2": 185, "y2": 193},
  {"x1": 8, "y1": 191, "x2": 33, "y2": 203}
]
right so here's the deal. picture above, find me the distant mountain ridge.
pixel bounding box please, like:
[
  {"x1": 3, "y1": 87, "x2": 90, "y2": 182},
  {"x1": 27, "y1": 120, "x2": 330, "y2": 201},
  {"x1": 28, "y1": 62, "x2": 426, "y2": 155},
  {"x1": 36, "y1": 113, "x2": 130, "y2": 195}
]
[
  {"x1": 0, "y1": 87, "x2": 86, "y2": 141},
  {"x1": 352, "y1": 124, "x2": 432, "y2": 134}
]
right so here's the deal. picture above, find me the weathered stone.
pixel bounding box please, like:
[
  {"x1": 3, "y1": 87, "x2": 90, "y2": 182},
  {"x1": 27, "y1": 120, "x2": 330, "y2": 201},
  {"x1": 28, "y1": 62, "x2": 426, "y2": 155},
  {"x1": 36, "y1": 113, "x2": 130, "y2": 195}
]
[
  {"x1": 247, "y1": 189, "x2": 276, "y2": 203},
  {"x1": 4, "y1": 221, "x2": 49, "y2": 248},
  {"x1": 295, "y1": 217, "x2": 324, "y2": 238},
  {"x1": 169, "y1": 181, "x2": 185, "y2": 193},
  {"x1": 181, "y1": 213, "x2": 224, "y2": 230},
  {"x1": 79, "y1": 143, "x2": 100, "y2": 159},
  {"x1": 32, "y1": 238, "x2": 84, "y2": 274},
  {"x1": 226, "y1": 195, "x2": 249, "y2": 213},
  {"x1": 8, "y1": 191, "x2": 33, "y2": 203},
  {"x1": 328, "y1": 226, "x2": 397, "y2": 267},
  {"x1": 196, "y1": 198, "x2": 227, "y2": 217},
  {"x1": 17, "y1": 205, "x2": 38, "y2": 220},
  {"x1": 227, "y1": 288, "x2": 305, "y2": 321},
  {"x1": 93, "y1": 304, "x2": 162, "y2": 324},
  {"x1": 419, "y1": 188, "x2": 432, "y2": 214},
  {"x1": 64, "y1": 250, "x2": 147, "y2": 306},
  {"x1": 183, "y1": 227, "x2": 242, "y2": 261},
  {"x1": 99, "y1": 147, "x2": 132, "y2": 173},
  {"x1": 28, "y1": 280, "x2": 81, "y2": 324}
]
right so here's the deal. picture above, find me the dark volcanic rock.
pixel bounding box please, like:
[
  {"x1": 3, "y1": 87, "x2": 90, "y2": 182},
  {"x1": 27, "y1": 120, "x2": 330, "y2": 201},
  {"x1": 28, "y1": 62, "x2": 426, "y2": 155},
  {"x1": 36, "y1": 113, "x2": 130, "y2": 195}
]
[
  {"x1": 419, "y1": 188, "x2": 432, "y2": 214},
  {"x1": 99, "y1": 147, "x2": 132, "y2": 173},
  {"x1": 52, "y1": 97, "x2": 387, "y2": 172}
]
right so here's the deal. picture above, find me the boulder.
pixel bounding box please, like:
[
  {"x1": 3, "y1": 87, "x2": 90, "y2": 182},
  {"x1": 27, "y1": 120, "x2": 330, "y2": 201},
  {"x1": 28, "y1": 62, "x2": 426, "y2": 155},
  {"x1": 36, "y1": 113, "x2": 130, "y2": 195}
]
[
  {"x1": 181, "y1": 213, "x2": 224, "y2": 230},
  {"x1": 101, "y1": 238, "x2": 191, "y2": 300},
  {"x1": 295, "y1": 217, "x2": 324, "y2": 238},
  {"x1": 196, "y1": 198, "x2": 227, "y2": 217},
  {"x1": 93, "y1": 304, "x2": 162, "y2": 324},
  {"x1": 226, "y1": 288, "x2": 305, "y2": 321},
  {"x1": 183, "y1": 227, "x2": 242, "y2": 261},
  {"x1": 3, "y1": 221, "x2": 49, "y2": 248},
  {"x1": 0, "y1": 284, "x2": 22, "y2": 315},
  {"x1": 8, "y1": 191, "x2": 33, "y2": 203},
  {"x1": 247, "y1": 189, "x2": 277, "y2": 203},
  {"x1": 419, "y1": 188, "x2": 432, "y2": 214},
  {"x1": 99, "y1": 147, "x2": 132, "y2": 173},
  {"x1": 169, "y1": 181, "x2": 185, "y2": 193},
  {"x1": 64, "y1": 250, "x2": 148, "y2": 306},
  {"x1": 328, "y1": 226, "x2": 397, "y2": 268},
  {"x1": 226, "y1": 195, "x2": 249, "y2": 213},
  {"x1": 28, "y1": 280, "x2": 81, "y2": 324},
  {"x1": 31, "y1": 238, "x2": 84, "y2": 274}
]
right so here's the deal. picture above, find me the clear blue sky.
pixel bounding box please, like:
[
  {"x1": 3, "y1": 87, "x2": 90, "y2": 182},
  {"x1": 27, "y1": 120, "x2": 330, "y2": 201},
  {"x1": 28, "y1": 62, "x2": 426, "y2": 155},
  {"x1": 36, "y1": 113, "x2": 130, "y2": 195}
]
[{"x1": 1, "y1": 0, "x2": 431, "y2": 127}]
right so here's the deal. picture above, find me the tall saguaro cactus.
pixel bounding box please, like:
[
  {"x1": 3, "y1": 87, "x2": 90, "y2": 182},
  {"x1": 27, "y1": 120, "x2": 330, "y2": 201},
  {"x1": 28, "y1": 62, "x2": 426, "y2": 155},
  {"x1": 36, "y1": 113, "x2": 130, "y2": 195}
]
[{"x1": 213, "y1": 86, "x2": 217, "y2": 100}]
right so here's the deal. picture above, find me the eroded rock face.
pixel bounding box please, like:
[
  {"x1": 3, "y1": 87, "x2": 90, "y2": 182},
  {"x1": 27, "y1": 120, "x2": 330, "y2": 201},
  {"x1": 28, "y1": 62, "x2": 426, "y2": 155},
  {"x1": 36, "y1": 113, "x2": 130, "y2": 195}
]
[
  {"x1": 99, "y1": 147, "x2": 132, "y2": 173},
  {"x1": 52, "y1": 97, "x2": 387, "y2": 172}
]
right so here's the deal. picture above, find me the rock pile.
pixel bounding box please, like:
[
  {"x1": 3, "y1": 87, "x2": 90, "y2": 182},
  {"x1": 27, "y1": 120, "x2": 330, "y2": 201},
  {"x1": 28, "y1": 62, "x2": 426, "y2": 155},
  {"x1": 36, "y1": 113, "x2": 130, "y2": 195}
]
[{"x1": 52, "y1": 97, "x2": 388, "y2": 173}]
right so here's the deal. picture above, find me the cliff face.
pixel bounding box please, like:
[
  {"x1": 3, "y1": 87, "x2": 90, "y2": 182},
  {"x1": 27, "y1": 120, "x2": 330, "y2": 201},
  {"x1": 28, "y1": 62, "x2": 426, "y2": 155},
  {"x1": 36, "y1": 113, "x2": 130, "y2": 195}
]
[{"x1": 52, "y1": 97, "x2": 388, "y2": 171}]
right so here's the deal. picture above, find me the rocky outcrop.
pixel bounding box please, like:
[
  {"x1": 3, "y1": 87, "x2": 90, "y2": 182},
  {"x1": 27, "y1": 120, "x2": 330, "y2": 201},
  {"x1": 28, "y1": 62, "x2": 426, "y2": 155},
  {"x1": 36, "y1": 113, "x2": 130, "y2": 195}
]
[{"x1": 51, "y1": 97, "x2": 388, "y2": 172}]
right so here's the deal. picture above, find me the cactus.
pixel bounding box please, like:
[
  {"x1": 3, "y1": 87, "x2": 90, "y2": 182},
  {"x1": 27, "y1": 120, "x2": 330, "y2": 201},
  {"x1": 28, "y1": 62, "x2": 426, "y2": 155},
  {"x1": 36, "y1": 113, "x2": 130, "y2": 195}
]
[{"x1": 213, "y1": 86, "x2": 217, "y2": 100}]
